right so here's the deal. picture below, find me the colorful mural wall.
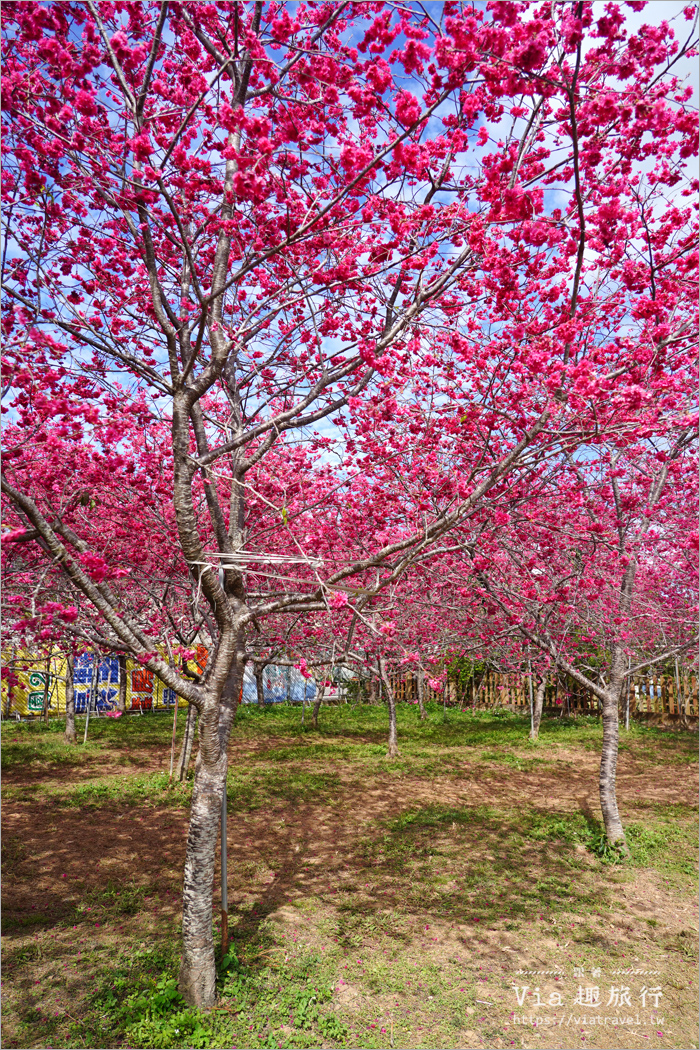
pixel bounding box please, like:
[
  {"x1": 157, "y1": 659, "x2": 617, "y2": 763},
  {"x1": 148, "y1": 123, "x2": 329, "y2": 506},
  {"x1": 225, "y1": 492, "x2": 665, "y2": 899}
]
[
  {"x1": 0, "y1": 647, "x2": 206, "y2": 718},
  {"x1": 2, "y1": 647, "x2": 315, "y2": 717}
]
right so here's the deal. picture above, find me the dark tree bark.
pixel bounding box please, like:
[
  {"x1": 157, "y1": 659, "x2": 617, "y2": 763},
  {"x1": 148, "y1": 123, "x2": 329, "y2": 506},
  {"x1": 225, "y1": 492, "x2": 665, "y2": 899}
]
[
  {"x1": 529, "y1": 676, "x2": 547, "y2": 741},
  {"x1": 253, "y1": 662, "x2": 265, "y2": 707},
  {"x1": 64, "y1": 649, "x2": 76, "y2": 744}
]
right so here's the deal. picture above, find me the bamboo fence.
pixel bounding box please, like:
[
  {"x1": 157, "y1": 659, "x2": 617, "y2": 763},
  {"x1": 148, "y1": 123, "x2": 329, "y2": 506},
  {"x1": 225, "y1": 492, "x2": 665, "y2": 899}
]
[{"x1": 390, "y1": 668, "x2": 698, "y2": 719}]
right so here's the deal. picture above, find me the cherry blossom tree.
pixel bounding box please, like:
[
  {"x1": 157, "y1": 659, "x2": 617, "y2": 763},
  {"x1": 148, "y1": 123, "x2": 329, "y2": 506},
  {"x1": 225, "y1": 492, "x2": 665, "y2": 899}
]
[
  {"x1": 441, "y1": 430, "x2": 698, "y2": 847},
  {"x1": 3, "y1": 0, "x2": 697, "y2": 1006}
]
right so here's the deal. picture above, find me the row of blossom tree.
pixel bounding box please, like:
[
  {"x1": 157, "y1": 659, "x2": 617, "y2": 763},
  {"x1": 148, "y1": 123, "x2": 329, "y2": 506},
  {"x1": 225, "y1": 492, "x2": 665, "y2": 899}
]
[{"x1": 2, "y1": 0, "x2": 697, "y2": 1008}]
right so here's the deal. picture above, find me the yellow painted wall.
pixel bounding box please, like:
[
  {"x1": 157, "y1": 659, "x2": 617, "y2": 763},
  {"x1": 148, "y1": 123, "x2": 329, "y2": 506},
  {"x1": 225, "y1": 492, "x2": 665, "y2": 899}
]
[{"x1": 1, "y1": 648, "x2": 202, "y2": 717}]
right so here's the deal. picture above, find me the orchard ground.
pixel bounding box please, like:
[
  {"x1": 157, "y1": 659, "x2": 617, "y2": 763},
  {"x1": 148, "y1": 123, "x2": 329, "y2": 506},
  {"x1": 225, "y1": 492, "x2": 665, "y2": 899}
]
[{"x1": 1, "y1": 705, "x2": 698, "y2": 1050}]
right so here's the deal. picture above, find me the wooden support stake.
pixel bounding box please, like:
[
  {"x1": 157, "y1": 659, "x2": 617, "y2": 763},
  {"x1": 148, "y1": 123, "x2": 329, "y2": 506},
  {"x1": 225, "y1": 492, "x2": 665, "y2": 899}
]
[
  {"x1": 221, "y1": 784, "x2": 228, "y2": 957},
  {"x1": 41, "y1": 649, "x2": 52, "y2": 724},
  {"x1": 83, "y1": 654, "x2": 98, "y2": 744},
  {"x1": 168, "y1": 697, "x2": 179, "y2": 784},
  {"x1": 625, "y1": 658, "x2": 631, "y2": 731}
]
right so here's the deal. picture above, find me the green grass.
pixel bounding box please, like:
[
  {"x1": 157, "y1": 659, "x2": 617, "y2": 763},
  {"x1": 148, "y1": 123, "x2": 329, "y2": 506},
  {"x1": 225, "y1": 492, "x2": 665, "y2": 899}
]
[
  {"x1": 36, "y1": 938, "x2": 351, "y2": 1050},
  {"x1": 3, "y1": 701, "x2": 696, "y2": 771},
  {"x1": 355, "y1": 801, "x2": 603, "y2": 925},
  {"x1": 2, "y1": 710, "x2": 178, "y2": 754},
  {"x1": 1, "y1": 769, "x2": 194, "y2": 809},
  {"x1": 2, "y1": 702, "x2": 698, "y2": 1049}
]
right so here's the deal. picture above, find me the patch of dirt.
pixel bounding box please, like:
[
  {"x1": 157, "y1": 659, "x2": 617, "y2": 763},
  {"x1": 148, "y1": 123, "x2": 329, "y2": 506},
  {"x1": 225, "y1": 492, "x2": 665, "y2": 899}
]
[
  {"x1": 1, "y1": 733, "x2": 697, "y2": 1050},
  {"x1": 2, "y1": 751, "x2": 696, "y2": 935},
  {"x1": 1, "y1": 802, "x2": 189, "y2": 934},
  {"x1": 428, "y1": 758, "x2": 699, "y2": 814}
]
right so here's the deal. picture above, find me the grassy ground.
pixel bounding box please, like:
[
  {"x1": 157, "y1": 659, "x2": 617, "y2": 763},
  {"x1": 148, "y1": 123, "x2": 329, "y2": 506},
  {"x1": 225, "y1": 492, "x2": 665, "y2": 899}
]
[{"x1": 1, "y1": 703, "x2": 698, "y2": 1050}]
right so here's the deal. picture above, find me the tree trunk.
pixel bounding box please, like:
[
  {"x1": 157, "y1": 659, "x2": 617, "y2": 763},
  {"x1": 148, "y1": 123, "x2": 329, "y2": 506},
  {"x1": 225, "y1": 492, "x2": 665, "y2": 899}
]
[
  {"x1": 675, "y1": 659, "x2": 689, "y2": 730},
  {"x1": 472, "y1": 670, "x2": 486, "y2": 710},
  {"x1": 416, "y1": 668, "x2": 427, "y2": 720},
  {"x1": 6, "y1": 646, "x2": 16, "y2": 718},
  {"x1": 254, "y1": 663, "x2": 265, "y2": 707},
  {"x1": 368, "y1": 674, "x2": 378, "y2": 705},
  {"x1": 599, "y1": 650, "x2": 627, "y2": 848},
  {"x1": 177, "y1": 702, "x2": 198, "y2": 781},
  {"x1": 178, "y1": 739, "x2": 228, "y2": 1009},
  {"x1": 555, "y1": 677, "x2": 564, "y2": 717},
  {"x1": 178, "y1": 656, "x2": 243, "y2": 1009},
  {"x1": 41, "y1": 650, "x2": 52, "y2": 723},
  {"x1": 64, "y1": 649, "x2": 76, "y2": 744},
  {"x1": 529, "y1": 676, "x2": 546, "y2": 741},
  {"x1": 311, "y1": 682, "x2": 324, "y2": 728},
  {"x1": 117, "y1": 653, "x2": 127, "y2": 713},
  {"x1": 379, "y1": 658, "x2": 399, "y2": 758}
]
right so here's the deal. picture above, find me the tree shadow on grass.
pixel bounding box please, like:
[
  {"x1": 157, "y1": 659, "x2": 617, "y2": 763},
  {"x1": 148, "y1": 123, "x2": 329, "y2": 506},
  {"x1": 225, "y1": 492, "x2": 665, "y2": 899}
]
[{"x1": 217, "y1": 796, "x2": 612, "y2": 971}]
